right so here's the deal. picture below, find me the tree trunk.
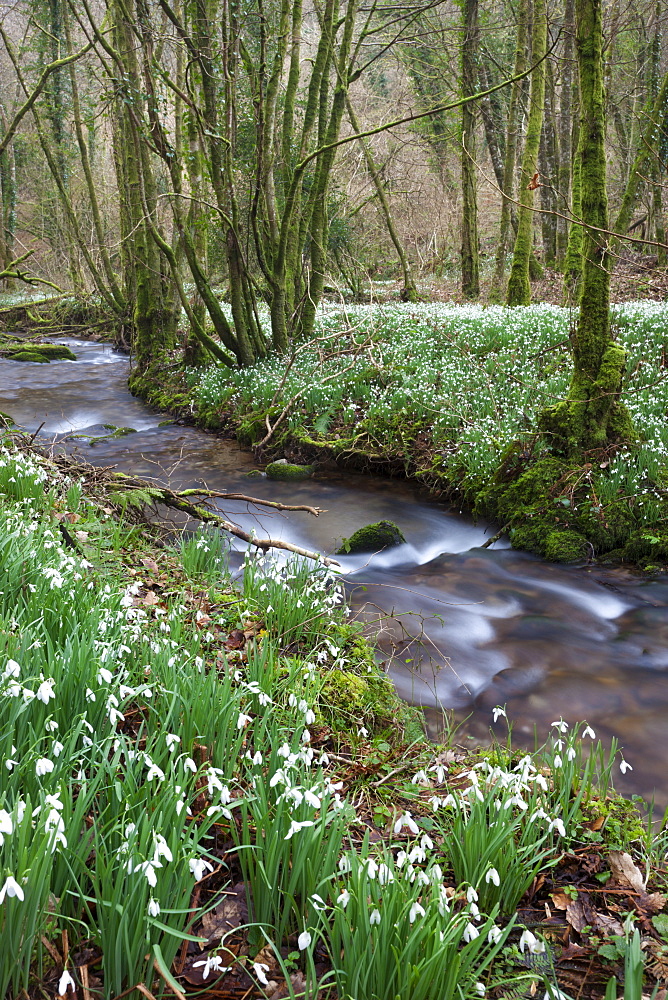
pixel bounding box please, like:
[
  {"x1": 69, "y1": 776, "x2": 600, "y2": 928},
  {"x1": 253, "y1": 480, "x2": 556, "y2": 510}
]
[
  {"x1": 490, "y1": 0, "x2": 528, "y2": 299},
  {"x1": 460, "y1": 0, "x2": 479, "y2": 299},
  {"x1": 507, "y1": 0, "x2": 547, "y2": 305},
  {"x1": 540, "y1": 0, "x2": 633, "y2": 456},
  {"x1": 555, "y1": 0, "x2": 574, "y2": 267},
  {"x1": 539, "y1": 57, "x2": 558, "y2": 267}
]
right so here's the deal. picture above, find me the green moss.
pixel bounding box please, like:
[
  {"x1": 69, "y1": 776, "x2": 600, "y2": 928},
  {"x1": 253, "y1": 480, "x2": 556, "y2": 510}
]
[
  {"x1": 337, "y1": 519, "x2": 406, "y2": 554},
  {"x1": 543, "y1": 529, "x2": 589, "y2": 563},
  {"x1": 265, "y1": 461, "x2": 316, "y2": 481},
  {"x1": 3, "y1": 342, "x2": 77, "y2": 362}
]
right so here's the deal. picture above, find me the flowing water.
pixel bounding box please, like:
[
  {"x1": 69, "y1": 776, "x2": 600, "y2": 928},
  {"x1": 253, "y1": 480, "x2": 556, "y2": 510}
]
[{"x1": 3, "y1": 338, "x2": 668, "y2": 808}]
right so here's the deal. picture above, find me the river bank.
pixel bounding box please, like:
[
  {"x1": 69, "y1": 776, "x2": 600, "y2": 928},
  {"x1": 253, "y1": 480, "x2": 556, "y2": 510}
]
[
  {"x1": 130, "y1": 300, "x2": 668, "y2": 572},
  {"x1": 2, "y1": 430, "x2": 668, "y2": 1000}
]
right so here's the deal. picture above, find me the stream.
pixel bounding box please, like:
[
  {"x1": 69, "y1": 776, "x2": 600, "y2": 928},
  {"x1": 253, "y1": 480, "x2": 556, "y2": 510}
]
[{"x1": 3, "y1": 338, "x2": 668, "y2": 809}]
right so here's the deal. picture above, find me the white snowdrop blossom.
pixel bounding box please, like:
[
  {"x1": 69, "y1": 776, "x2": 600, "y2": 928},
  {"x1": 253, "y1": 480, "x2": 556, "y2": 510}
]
[
  {"x1": 488, "y1": 925, "x2": 503, "y2": 944},
  {"x1": 409, "y1": 901, "x2": 426, "y2": 923},
  {"x1": 165, "y1": 733, "x2": 181, "y2": 751},
  {"x1": 519, "y1": 929, "x2": 546, "y2": 954},
  {"x1": 58, "y1": 969, "x2": 76, "y2": 995},
  {"x1": 298, "y1": 930, "x2": 312, "y2": 950},
  {"x1": 148, "y1": 898, "x2": 161, "y2": 917},
  {"x1": 582, "y1": 725, "x2": 596, "y2": 739},
  {"x1": 253, "y1": 963, "x2": 270, "y2": 986},
  {"x1": 485, "y1": 867, "x2": 500, "y2": 886},
  {"x1": 394, "y1": 811, "x2": 419, "y2": 835},
  {"x1": 337, "y1": 889, "x2": 350, "y2": 908},
  {"x1": 492, "y1": 706, "x2": 507, "y2": 722},
  {"x1": 36, "y1": 678, "x2": 56, "y2": 704},
  {"x1": 237, "y1": 712, "x2": 252, "y2": 729},
  {"x1": 190, "y1": 858, "x2": 214, "y2": 881},
  {"x1": 551, "y1": 720, "x2": 568, "y2": 733},
  {"x1": 0, "y1": 809, "x2": 13, "y2": 843},
  {"x1": 35, "y1": 757, "x2": 55, "y2": 777},
  {"x1": 369, "y1": 908, "x2": 381, "y2": 926},
  {"x1": 620, "y1": 758, "x2": 633, "y2": 774},
  {"x1": 463, "y1": 923, "x2": 480, "y2": 942},
  {"x1": 285, "y1": 819, "x2": 314, "y2": 840},
  {"x1": 192, "y1": 955, "x2": 228, "y2": 980},
  {"x1": 0, "y1": 874, "x2": 25, "y2": 903}
]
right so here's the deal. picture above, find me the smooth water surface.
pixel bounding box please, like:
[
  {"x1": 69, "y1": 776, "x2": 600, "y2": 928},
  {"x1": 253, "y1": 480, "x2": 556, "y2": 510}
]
[{"x1": 3, "y1": 338, "x2": 668, "y2": 806}]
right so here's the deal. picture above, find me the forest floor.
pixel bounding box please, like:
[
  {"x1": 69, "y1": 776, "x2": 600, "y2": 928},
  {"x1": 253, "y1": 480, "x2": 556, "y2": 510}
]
[{"x1": 2, "y1": 430, "x2": 668, "y2": 1000}]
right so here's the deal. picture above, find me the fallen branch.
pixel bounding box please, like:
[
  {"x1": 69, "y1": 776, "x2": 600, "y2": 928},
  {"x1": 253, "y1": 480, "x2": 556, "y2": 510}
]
[{"x1": 50, "y1": 457, "x2": 339, "y2": 566}]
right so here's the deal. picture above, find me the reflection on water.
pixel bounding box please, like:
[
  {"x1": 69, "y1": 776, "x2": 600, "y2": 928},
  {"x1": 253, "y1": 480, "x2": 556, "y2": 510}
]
[{"x1": 3, "y1": 338, "x2": 668, "y2": 807}]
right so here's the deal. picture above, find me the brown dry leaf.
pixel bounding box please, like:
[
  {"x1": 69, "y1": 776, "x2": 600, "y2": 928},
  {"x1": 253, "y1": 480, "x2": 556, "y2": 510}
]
[
  {"x1": 551, "y1": 891, "x2": 571, "y2": 910},
  {"x1": 640, "y1": 892, "x2": 667, "y2": 915},
  {"x1": 224, "y1": 629, "x2": 247, "y2": 651},
  {"x1": 608, "y1": 851, "x2": 646, "y2": 893},
  {"x1": 566, "y1": 897, "x2": 595, "y2": 933},
  {"x1": 141, "y1": 556, "x2": 159, "y2": 575},
  {"x1": 142, "y1": 591, "x2": 160, "y2": 607},
  {"x1": 593, "y1": 912, "x2": 624, "y2": 936},
  {"x1": 586, "y1": 816, "x2": 605, "y2": 832},
  {"x1": 201, "y1": 884, "x2": 249, "y2": 943}
]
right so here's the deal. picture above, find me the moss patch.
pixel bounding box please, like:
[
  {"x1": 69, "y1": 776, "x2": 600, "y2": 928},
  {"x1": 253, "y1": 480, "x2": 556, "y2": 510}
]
[
  {"x1": 2, "y1": 342, "x2": 77, "y2": 362},
  {"x1": 337, "y1": 519, "x2": 406, "y2": 555},
  {"x1": 265, "y1": 461, "x2": 316, "y2": 481}
]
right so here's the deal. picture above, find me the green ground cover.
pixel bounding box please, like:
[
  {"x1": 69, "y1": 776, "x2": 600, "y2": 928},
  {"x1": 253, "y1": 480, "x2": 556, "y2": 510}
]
[
  {"x1": 182, "y1": 300, "x2": 668, "y2": 566},
  {"x1": 2, "y1": 434, "x2": 668, "y2": 1000}
]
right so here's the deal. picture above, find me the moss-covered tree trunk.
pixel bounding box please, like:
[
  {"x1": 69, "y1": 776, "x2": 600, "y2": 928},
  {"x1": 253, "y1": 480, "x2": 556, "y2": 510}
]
[
  {"x1": 490, "y1": 0, "x2": 528, "y2": 299},
  {"x1": 506, "y1": 0, "x2": 547, "y2": 306},
  {"x1": 540, "y1": 0, "x2": 633, "y2": 456},
  {"x1": 555, "y1": 0, "x2": 574, "y2": 268},
  {"x1": 460, "y1": 0, "x2": 479, "y2": 300}
]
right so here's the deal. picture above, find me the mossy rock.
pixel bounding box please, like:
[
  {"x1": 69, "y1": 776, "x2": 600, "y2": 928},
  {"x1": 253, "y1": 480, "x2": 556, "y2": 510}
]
[
  {"x1": 543, "y1": 529, "x2": 590, "y2": 564},
  {"x1": 89, "y1": 426, "x2": 137, "y2": 446},
  {"x1": 265, "y1": 461, "x2": 315, "y2": 481},
  {"x1": 2, "y1": 342, "x2": 76, "y2": 362},
  {"x1": 337, "y1": 519, "x2": 406, "y2": 554}
]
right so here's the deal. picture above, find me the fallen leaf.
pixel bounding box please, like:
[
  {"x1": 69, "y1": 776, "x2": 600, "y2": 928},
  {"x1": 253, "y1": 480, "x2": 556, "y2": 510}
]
[
  {"x1": 142, "y1": 591, "x2": 160, "y2": 607},
  {"x1": 593, "y1": 912, "x2": 624, "y2": 936},
  {"x1": 608, "y1": 851, "x2": 646, "y2": 893},
  {"x1": 551, "y1": 891, "x2": 571, "y2": 910},
  {"x1": 641, "y1": 892, "x2": 667, "y2": 914},
  {"x1": 74, "y1": 531, "x2": 89, "y2": 542},
  {"x1": 201, "y1": 884, "x2": 248, "y2": 943},
  {"x1": 566, "y1": 897, "x2": 595, "y2": 933},
  {"x1": 224, "y1": 629, "x2": 247, "y2": 651},
  {"x1": 141, "y1": 556, "x2": 159, "y2": 574}
]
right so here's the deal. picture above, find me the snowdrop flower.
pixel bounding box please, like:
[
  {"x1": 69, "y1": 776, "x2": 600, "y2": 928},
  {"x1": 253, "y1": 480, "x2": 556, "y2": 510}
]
[
  {"x1": 310, "y1": 894, "x2": 326, "y2": 911},
  {"x1": 409, "y1": 901, "x2": 425, "y2": 923},
  {"x1": 551, "y1": 720, "x2": 568, "y2": 733},
  {"x1": 549, "y1": 818, "x2": 566, "y2": 838},
  {"x1": 253, "y1": 963, "x2": 270, "y2": 986},
  {"x1": 183, "y1": 757, "x2": 197, "y2": 773},
  {"x1": 582, "y1": 725, "x2": 596, "y2": 739},
  {"x1": 485, "y1": 867, "x2": 500, "y2": 886},
  {"x1": 192, "y1": 955, "x2": 228, "y2": 980},
  {"x1": 337, "y1": 889, "x2": 350, "y2": 908},
  {"x1": 553, "y1": 755, "x2": 562, "y2": 769},
  {"x1": 85, "y1": 688, "x2": 96, "y2": 703},
  {"x1": 146, "y1": 762, "x2": 165, "y2": 782},
  {"x1": 97, "y1": 667, "x2": 113, "y2": 684},
  {"x1": 338, "y1": 855, "x2": 352, "y2": 873},
  {"x1": 492, "y1": 706, "x2": 506, "y2": 722},
  {"x1": 36, "y1": 678, "x2": 56, "y2": 704},
  {"x1": 3, "y1": 660, "x2": 20, "y2": 679},
  {"x1": 237, "y1": 713, "x2": 252, "y2": 729},
  {"x1": 165, "y1": 733, "x2": 181, "y2": 752},
  {"x1": 0, "y1": 874, "x2": 24, "y2": 902},
  {"x1": 463, "y1": 922, "x2": 480, "y2": 942},
  {"x1": 190, "y1": 858, "x2": 214, "y2": 881},
  {"x1": 298, "y1": 930, "x2": 312, "y2": 950},
  {"x1": 153, "y1": 834, "x2": 173, "y2": 863},
  {"x1": 369, "y1": 908, "x2": 381, "y2": 926},
  {"x1": 466, "y1": 886, "x2": 479, "y2": 903},
  {"x1": 475, "y1": 984, "x2": 486, "y2": 996},
  {"x1": 284, "y1": 819, "x2": 314, "y2": 840},
  {"x1": 35, "y1": 758, "x2": 55, "y2": 777},
  {"x1": 488, "y1": 925, "x2": 503, "y2": 944},
  {"x1": 58, "y1": 969, "x2": 76, "y2": 995},
  {"x1": 45, "y1": 720, "x2": 59, "y2": 732},
  {"x1": 303, "y1": 788, "x2": 321, "y2": 809},
  {"x1": 148, "y1": 898, "x2": 161, "y2": 917},
  {"x1": 0, "y1": 809, "x2": 13, "y2": 843},
  {"x1": 519, "y1": 929, "x2": 546, "y2": 954},
  {"x1": 620, "y1": 758, "x2": 633, "y2": 774},
  {"x1": 394, "y1": 811, "x2": 419, "y2": 835}
]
